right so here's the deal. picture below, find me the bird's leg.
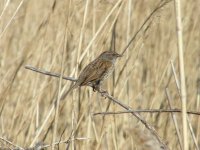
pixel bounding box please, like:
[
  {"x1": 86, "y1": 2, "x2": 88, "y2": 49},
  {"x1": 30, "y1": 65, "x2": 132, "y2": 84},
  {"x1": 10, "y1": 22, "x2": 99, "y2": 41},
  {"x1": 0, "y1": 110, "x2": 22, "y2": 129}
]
[
  {"x1": 93, "y1": 84, "x2": 100, "y2": 92},
  {"x1": 92, "y1": 81, "x2": 108, "y2": 98},
  {"x1": 92, "y1": 85, "x2": 96, "y2": 92},
  {"x1": 100, "y1": 89, "x2": 108, "y2": 98},
  {"x1": 91, "y1": 80, "x2": 100, "y2": 92}
]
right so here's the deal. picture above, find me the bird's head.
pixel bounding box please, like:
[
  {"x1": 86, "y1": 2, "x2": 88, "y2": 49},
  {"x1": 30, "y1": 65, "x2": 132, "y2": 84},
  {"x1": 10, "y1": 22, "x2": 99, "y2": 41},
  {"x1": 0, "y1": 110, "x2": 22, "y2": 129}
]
[{"x1": 99, "y1": 51, "x2": 122, "y2": 61}]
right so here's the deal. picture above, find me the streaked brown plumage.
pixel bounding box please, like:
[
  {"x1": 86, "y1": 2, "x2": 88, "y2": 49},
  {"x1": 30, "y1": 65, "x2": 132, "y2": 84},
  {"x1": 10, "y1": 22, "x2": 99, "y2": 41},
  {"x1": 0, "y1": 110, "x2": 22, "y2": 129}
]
[{"x1": 68, "y1": 51, "x2": 122, "y2": 93}]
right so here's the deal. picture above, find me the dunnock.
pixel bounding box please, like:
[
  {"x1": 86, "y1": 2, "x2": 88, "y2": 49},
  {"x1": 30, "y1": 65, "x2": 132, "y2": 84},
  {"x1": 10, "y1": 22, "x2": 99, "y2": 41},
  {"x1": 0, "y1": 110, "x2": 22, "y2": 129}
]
[{"x1": 68, "y1": 51, "x2": 122, "y2": 94}]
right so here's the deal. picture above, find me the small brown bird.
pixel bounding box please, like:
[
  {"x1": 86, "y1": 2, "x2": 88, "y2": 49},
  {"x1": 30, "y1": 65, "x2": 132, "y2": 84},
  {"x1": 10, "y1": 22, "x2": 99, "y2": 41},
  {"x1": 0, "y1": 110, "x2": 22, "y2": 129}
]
[{"x1": 68, "y1": 51, "x2": 122, "y2": 93}]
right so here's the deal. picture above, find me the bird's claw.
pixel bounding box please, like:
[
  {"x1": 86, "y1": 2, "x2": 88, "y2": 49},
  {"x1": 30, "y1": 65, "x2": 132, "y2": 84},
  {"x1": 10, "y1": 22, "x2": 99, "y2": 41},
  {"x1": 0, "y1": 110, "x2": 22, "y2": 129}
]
[
  {"x1": 100, "y1": 90, "x2": 108, "y2": 98},
  {"x1": 92, "y1": 85, "x2": 107, "y2": 98},
  {"x1": 93, "y1": 87, "x2": 96, "y2": 92}
]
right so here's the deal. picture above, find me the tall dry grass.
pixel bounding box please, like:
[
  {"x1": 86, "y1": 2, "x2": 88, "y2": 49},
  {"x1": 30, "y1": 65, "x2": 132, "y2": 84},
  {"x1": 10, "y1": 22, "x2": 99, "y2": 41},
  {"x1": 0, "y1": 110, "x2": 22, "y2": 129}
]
[{"x1": 0, "y1": 0, "x2": 200, "y2": 149}]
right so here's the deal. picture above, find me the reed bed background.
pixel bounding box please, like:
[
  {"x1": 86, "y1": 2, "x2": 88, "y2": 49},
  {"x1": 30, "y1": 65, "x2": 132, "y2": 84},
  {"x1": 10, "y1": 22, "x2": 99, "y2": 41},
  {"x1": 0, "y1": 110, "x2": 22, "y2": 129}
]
[{"x1": 0, "y1": 0, "x2": 199, "y2": 149}]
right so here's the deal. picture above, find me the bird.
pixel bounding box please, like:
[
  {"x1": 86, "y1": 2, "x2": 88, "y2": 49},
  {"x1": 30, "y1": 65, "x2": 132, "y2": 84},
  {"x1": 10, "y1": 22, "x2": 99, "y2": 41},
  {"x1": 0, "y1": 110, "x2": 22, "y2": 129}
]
[{"x1": 67, "y1": 51, "x2": 122, "y2": 94}]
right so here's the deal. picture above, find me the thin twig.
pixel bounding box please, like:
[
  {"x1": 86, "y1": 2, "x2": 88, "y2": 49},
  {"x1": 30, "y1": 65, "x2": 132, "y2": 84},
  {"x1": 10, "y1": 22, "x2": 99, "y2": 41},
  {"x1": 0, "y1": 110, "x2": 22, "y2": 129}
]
[
  {"x1": 41, "y1": 137, "x2": 90, "y2": 149},
  {"x1": 97, "y1": 91, "x2": 168, "y2": 149},
  {"x1": 121, "y1": 0, "x2": 172, "y2": 55},
  {"x1": 0, "y1": 137, "x2": 23, "y2": 150},
  {"x1": 25, "y1": 65, "x2": 77, "y2": 82},
  {"x1": 92, "y1": 109, "x2": 200, "y2": 116}
]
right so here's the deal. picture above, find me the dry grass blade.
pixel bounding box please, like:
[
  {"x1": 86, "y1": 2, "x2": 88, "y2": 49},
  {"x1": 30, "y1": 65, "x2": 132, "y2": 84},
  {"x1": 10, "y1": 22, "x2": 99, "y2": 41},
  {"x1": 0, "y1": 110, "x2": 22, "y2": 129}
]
[
  {"x1": 78, "y1": 0, "x2": 123, "y2": 63},
  {"x1": 0, "y1": 0, "x2": 24, "y2": 39},
  {"x1": 165, "y1": 88, "x2": 183, "y2": 150},
  {"x1": 121, "y1": 0, "x2": 172, "y2": 55},
  {"x1": 0, "y1": 137, "x2": 23, "y2": 150},
  {"x1": 52, "y1": 43, "x2": 66, "y2": 149},
  {"x1": 171, "y1": 61, "x2": 199, "y2": 149}
]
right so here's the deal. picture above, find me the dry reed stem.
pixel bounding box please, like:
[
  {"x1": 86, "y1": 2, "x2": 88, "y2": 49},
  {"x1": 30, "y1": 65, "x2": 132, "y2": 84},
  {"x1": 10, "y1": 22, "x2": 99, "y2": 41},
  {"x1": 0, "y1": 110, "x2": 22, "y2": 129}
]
[
  {"x1": 171, "y1": 61, "x2": 199, "y2": 149},
  {"x1": 77, "y1": 0, "x2": 89, "y2": 65},
  {"x1": 74, "y1": 2, "x2": 90, "y2": 148},
  {"x1": 165, "y1": 88, "x2": 183, "y2": 149},
  {"x1": 174, "y1": 0, "x2": 188, "y2": 149},
  {"x1": 52, "y1": 42, "x2": 66, "y2": 149},
  {"x1": 196, "y1": 79, "x2": 200, "y2": 145},
  {"x1": 125, "y1": 0, "x2": 132, "y2": 104}
]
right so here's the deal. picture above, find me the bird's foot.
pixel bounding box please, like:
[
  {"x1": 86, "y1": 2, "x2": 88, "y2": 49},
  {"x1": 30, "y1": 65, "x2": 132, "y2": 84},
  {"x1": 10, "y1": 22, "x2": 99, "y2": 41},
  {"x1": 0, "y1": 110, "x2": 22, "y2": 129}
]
[
  {"x1": 92, "y1": 86, "x2": 96, "y2": 92},
  {"x1": 93, "y1": 84, "x2": 101, "y2": 92},
  {"x1": 92, "y1": 85, "x2": 107, "y2": 98},
  {"x1": 99, "y1": 89, "x2": 108, "y2": 98}
]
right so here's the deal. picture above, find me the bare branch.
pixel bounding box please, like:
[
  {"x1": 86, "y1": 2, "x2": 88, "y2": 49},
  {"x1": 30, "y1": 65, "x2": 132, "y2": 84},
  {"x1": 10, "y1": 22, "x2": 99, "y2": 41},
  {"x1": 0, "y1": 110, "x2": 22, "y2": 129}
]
[
  {"x1": 25, "y1": 65, "x2": 169, "y2": 149},
  {"x1": 25, "y1": 65, "x2": 77, "y2": 82},
  {"x1": 93, "y1": 109, "x2": 200, "y2": 116},
  {"x1": 95, "y1": 91, "x2": 168, "y2": 149}
]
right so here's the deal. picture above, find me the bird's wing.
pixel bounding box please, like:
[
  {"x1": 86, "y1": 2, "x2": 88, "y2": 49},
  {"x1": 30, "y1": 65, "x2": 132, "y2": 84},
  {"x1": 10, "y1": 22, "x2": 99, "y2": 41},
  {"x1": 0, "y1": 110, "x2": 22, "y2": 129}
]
[{"x1": 79, "y1": 59, "x2": 113, "y2": 86}]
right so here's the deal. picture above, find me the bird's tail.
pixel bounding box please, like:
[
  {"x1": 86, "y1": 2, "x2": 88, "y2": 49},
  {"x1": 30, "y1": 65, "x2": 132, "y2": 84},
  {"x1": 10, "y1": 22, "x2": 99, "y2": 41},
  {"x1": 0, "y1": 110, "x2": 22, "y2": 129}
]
[
  {"x1": 61, "y1": 83, "x2": 79, "y2": 100},
  {"x1": 68, "y1": 83, "x2": 79, "y2": 93}
]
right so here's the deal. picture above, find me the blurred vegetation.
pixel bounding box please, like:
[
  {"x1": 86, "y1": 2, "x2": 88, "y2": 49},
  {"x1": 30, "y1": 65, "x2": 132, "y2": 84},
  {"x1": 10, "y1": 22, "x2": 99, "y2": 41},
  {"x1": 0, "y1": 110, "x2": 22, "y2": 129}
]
[{"x1": 0, "y1": 0, "x2": 199, "y2": 149}]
